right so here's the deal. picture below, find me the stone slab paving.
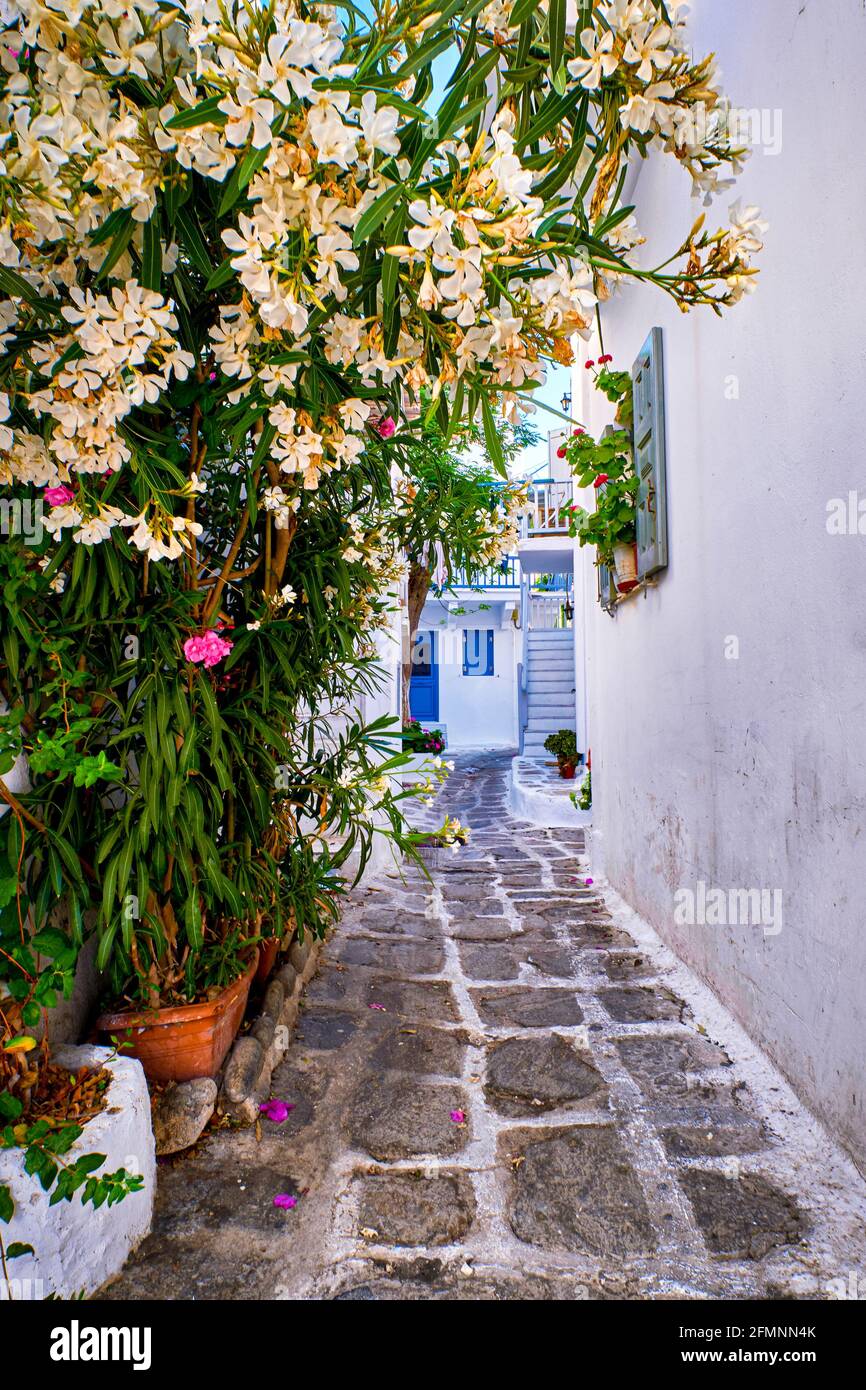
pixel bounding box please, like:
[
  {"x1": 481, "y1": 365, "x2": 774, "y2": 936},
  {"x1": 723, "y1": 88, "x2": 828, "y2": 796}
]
[{"x1": 102, "y1": 751, "x2": 866, "y2": 1302}]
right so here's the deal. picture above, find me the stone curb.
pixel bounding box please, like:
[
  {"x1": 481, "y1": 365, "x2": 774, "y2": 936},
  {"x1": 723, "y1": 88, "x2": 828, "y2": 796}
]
[{"x1": 217, "y1": 930, "x2": 326, "y2": 1124}]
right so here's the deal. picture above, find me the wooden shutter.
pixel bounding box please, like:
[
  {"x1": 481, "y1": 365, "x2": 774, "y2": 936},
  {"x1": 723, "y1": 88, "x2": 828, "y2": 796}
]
[{"x1": 632, "y1": 327, "x2": 668, "y2": 578}]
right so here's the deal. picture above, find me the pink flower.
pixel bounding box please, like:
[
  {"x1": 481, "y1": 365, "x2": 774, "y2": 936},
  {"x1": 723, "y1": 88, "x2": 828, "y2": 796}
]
[
  {"x1": 44, "y1": 485, "x2": 75, "y2": 507},
  {"x1": 183, "y1": 629, "x2": 233, "y2": 668},
  {"x1": 584, "y1": 877, "x2": 594, "y2": 886},
  {"x1": 450, "y1": 1109, "x2": 466, "y2": 1124},
  {"x1": 368, "y1": 1002, "x2": 386, "y2": 1011},
  {"x1": 375, "y1": 415, "x2": 396, "y2": 439},
  {"x1": 260, "y1": 1100, "x2": 295, "y2": 1124},
  {"x1": 273, "y1": 1193, "x2": 298, "y2": 1209}
]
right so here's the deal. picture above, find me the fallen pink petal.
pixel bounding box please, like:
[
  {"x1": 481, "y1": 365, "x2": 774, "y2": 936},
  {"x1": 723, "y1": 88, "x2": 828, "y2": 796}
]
[
  {"x1": 273, "y1": 1193, "x2": 298, "y2": 1210},
  {"x1": 368, "y1": 1002, "x2": 386, "y2": 1011},
  {"x1": 450, "y1": 1110, "x2": 466, "y2": 1124},
  {"x1": 259, "y1": 1100, "x2": 295, "y2": 1123},
  {"x1": 584, "y1": 877, "x2": 594, "y2": 886}
]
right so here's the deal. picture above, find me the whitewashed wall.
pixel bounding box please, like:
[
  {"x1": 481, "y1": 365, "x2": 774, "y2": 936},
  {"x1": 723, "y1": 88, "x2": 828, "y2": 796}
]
[
  {"x1": 577, "y1": 0, "x2": 866, "y2": 1169},
  {"x1": 417, "y1": 600, "x2": 519, "y2": 747}
]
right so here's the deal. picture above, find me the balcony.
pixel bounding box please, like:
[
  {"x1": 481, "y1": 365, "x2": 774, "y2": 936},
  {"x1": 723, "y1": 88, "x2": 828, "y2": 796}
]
[
  {"x1": 521, "y1": 479, "x2": 572, "y2": 537},
  {"x1": 517, "y1": 478, "x2": 574, "y2": 576},
  {"x1": 449, "y1": 555, "x2": 520, "y2": 589}
]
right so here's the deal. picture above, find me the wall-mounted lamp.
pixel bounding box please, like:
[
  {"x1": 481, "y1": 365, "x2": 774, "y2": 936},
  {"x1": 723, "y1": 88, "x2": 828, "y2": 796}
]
[{"x1": 561, "y1": 391, "x2": 572, "y2": 414}]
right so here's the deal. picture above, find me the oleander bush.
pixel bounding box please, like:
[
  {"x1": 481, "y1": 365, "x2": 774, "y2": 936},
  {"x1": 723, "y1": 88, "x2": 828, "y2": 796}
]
[{"x1": 0, "y1": 0, "x2": 763, "y2": 1247}]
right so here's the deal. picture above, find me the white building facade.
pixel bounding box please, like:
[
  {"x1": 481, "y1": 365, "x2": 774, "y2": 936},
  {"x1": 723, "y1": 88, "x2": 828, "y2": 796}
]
[{"x1": 569, "y1": 0, "x2": 866, "y2": 1170}]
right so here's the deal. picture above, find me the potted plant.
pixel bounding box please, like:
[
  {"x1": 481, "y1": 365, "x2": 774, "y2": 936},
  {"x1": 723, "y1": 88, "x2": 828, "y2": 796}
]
[
  {"x1": 401, "y1": 719, "x2": 446, "y2": 755},
  {"x1": 543, "y1": 730, "x2": 582, "y2": 779},
  {"x1": 561, "y1": 366, "x2": 640, "y2": 594},
  {"x1": 96, "y1": 927, "x2": 258, "y2": 1083}
]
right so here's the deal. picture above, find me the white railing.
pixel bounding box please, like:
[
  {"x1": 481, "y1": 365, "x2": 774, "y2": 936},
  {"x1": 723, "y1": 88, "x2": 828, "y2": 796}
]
[
  {"x1": 521, "y1": 479, "x2": 572, "y2": 536},
  {"x1": 529, "y1": 592, "x2": 571, "y2": 630}
]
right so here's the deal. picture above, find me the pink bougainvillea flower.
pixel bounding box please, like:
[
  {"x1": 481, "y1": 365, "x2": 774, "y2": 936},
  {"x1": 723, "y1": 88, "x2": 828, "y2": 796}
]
[
  {"x1": 375, "y1": 415, "x2": 396, "y2": 438},
  {"x1": 259, "y1": 1100, "x2": 295, "y2": 1124},
  {"x1": 273, "y1": 1193, "x2": 298, "y2": 1209},
  {"x1": 450, "y1": 1109, "x2": 466, "y2": 1124},
  {"x1": 183, "y1": 629, "x2": 233, "y2": 668},
  {"x1": 368, "y1": 1002, "x2": 386, "y2": 1011},
  {"x1": 44, "y1": 485, "x2": 75, "y2": 506},
  {"x1": 584, "y1": 877, "x2": 594, "y2": 886}
]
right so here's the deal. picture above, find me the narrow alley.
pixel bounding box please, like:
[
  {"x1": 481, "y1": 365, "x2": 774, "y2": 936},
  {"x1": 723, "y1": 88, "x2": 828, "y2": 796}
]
[{"x1": 103, "y1": 754, "x2": 866, "y2": 1302}]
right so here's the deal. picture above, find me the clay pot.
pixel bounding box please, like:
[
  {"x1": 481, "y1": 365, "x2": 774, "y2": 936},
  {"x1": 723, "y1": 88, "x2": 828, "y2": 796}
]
[
  {"x1": 96, "y1": 956, "x2": 256, "y2": 1083},
  {"x1": 559, "y1": 761, "x2": 577, "y2": 780},
  {"x1": 613, "y1": 542, "x2": 639, "y2": 593},
  {"x1": 255, "y1": 936, "x2": 280, "y2": 987}
]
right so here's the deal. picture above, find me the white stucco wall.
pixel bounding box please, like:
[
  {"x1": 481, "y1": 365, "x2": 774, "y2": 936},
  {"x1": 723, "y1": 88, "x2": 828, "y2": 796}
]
[
  {"x1": 578, "y1": 0, "x2": 866, "y2": 1169},
  {"x1": 418, "y1": 598, "x2": 519, "y2": 747}
]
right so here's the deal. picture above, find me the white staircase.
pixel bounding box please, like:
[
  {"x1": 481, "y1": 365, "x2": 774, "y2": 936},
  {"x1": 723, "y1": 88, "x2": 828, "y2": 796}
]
[{"x1": 522, "y1": 629, "x2": 577, "y2": 758}]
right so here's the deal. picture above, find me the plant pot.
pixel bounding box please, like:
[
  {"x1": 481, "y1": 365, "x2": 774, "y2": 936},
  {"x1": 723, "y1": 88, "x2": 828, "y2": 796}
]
[
  {"x1": 255, "y1": 937, "x2": 280, "y2": 987},
  {"x1": 559, "y1": 761, "x2": 577, "y2": 780},
  {"x1": 96, "y1": 956, "x2": 257, "y2": 1083},
  {"x1": 613, "y1": 542, "x2": 639, "y2": 593}
]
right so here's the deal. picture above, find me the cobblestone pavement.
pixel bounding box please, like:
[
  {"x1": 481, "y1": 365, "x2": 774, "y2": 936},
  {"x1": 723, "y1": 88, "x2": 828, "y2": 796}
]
[{"x1": 103, "y1": 752, "x2": 866, "y2": 1301}]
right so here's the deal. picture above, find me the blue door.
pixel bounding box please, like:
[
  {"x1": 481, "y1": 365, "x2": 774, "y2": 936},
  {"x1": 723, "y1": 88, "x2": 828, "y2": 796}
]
[{"x1": 409, "y1": 630, "x2": 438, "y2": 720}]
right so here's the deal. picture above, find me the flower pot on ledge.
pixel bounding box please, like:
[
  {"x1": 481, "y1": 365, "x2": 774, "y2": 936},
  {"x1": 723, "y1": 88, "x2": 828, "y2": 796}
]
[
  {"x1": 613, "y1": 542, "x2": 639, "y2": 593},
  {"x1": 96, "y1": 956, "x2": 257, "y2": 1083},
  {"x1": 255, "y1": 936, "x2": 280, "y2": 987},
  {"x1": 559, "y1": 761, "x2": 577, "y2": 780}
]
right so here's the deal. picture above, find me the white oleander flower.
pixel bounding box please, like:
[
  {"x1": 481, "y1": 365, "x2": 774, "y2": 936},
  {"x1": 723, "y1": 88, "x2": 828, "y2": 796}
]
[
  {"x1": 568, "y1": 29, "x2": 618, "y2": 90},
  {"x1": 623, "y1": 21, "x2": 674, "y2": 83},
  {"x1": 359, "y1": 91, "x2": 400, "y2": 157},
  {"x1": 407, "y1": 200, "x2": 456, "y2": 256}
]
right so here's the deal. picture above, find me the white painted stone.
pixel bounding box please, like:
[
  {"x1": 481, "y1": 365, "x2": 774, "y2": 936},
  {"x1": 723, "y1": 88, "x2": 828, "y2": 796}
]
[
  {"x1": 0, "y1": 1044, "x2": 155, "y2": 1300},
  {"x1": 509, "y1": 755, "x2": 591, "y2": 829}
]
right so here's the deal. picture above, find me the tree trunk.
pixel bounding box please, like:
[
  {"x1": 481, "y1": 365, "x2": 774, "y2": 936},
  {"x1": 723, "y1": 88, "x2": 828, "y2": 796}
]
[{"x1": 402, "y1": 562, "x2": 431, "y2": 724}]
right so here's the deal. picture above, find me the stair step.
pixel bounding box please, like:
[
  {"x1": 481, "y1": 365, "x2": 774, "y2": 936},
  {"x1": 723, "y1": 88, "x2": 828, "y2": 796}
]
[{"x1": 527, "y1": 683, "x2": 575, "y2": 694}]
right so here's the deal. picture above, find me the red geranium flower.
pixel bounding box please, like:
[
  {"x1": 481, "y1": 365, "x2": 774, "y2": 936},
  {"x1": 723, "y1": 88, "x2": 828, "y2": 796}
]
[{"x1": 593, "y1": 474, "x2": 609, "y2": 488}]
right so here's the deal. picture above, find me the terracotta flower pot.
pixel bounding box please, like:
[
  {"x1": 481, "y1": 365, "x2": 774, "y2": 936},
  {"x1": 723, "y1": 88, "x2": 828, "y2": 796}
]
[
  {"x1": 613, "y1": 542, "x2": 639, "y2": 593},
  {"x1": 559, "y1": 761, "x2": 577, "y2": 780},
  {"x1": 96, "y1": 956, "x2": 257, "y2": 1083},
  {"x1": 255, "y1": 936, "x2": 280, "y2": 987}
]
